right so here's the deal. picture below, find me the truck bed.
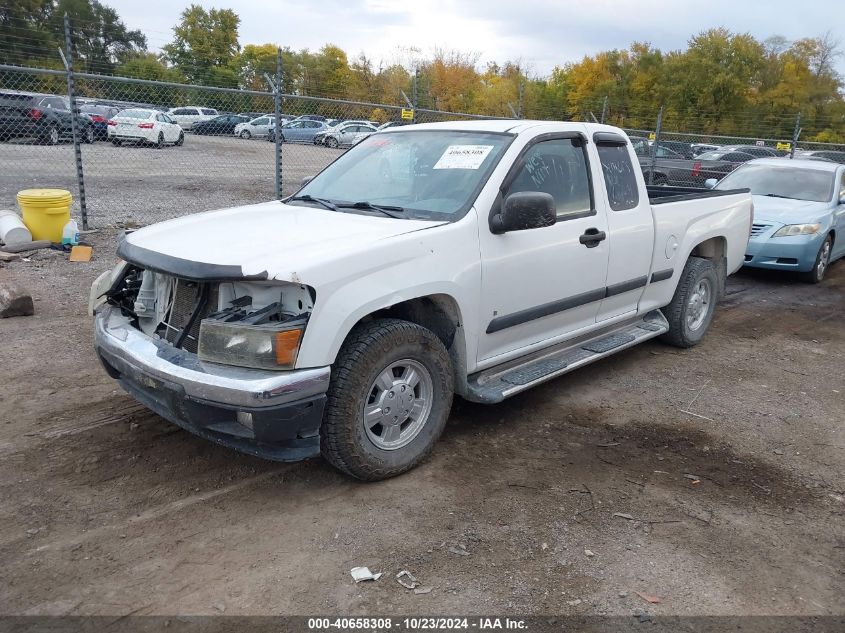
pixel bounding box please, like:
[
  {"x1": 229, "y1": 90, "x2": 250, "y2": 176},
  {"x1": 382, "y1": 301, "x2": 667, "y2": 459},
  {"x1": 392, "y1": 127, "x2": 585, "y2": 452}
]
[{"x1": 647, "y1": 185, "x2": 750, "y2": 205}]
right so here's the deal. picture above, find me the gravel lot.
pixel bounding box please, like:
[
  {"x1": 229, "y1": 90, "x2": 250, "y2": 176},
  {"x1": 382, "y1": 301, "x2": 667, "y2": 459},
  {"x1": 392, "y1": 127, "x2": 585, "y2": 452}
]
[
  {"x1": 0, "y1": 232, "x2": 843, "y2": 617},
  {"x1": 0, "y1": 135, "x2": 342, "y2": 227}
]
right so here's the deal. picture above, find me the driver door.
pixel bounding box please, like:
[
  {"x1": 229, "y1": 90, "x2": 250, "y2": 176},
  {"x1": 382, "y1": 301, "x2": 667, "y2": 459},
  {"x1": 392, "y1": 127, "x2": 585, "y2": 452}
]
[{"x1": 477, "y1": 134, "x2": 610, "y2": 363}]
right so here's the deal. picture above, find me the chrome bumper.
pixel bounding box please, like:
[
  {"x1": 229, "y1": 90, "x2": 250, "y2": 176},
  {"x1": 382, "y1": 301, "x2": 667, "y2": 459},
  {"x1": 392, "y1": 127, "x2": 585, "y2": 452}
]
[{"x1": 94, "y1": 305, "x2": 330, "y2": 409}]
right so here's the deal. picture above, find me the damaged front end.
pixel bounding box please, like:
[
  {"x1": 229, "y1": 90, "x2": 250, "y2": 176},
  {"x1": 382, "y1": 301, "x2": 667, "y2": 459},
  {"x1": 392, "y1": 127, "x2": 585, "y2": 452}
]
[
  {"x1": 91, "y1": 261, "x2": 329, "y2": 462},
  {"x1": 101, "y1": 264, "x2": 313, "y2": 369}
]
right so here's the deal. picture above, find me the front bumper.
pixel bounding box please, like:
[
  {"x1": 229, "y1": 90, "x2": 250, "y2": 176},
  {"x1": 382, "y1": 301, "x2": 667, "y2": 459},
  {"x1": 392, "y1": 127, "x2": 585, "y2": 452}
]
[
  {"x1": 94, "y1": 305, "x2": 330, "y2": 461},
  {"x1": 744, "y1": 225, "x2": 823, "y2": 273}
]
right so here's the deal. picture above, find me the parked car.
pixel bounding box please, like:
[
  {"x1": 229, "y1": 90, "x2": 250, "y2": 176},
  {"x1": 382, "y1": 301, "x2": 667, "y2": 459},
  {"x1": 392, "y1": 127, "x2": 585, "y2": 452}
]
[
  {"x1": 192, "y1": 114, "x2": 249, "y2": 136},
  {"x1": 166, "y1": 106, "x2": 218, "y2": 130},
  {"x1": 0, "y1": 91, "x2": 94, "y2": 144},
  {"x1": 234, "y1": 115, "x2": 273, "y2": 139},
  {"x1": 657, "y1": 140, "x2": 696, "y2": 158},
  {"x1": 108, "y1": 108, "x2": 184, "y2": 148},
  {"x1": 239, "y1": 112, "x2": 267, "y2": 119},
  {"x1": 293, "y1": 114, "x2": 327, "y2": 122},
  {"x1": 641, "y1": 148, "x2": 757, "y2": 187},
  {"x1": 268, "y1": 119, "x2": 329, "y2": 143},
  {"x1": 313, "y1": 121, "x2": 376, "y2": 145},
  {"x1": 691, "y1": 143, "x2": 719, "y2": 156},
  {"x1": 715, "y1": 144, "x2": 778, "y2": 158},
  {"x1": 795, "y1": 150, "x2": 845, "y2": 165},
  {"x1": 320, "y1": 122, "x2": 378, "y2": 148},
  {"x1": 90, "y1": 121, "x2": 752, "y2": 480},
  {"x1": 713, "y1": 158, "x2": 845, "y2": 282},
  {"x1": 79, "y1": 103, "x2": 120, "y2": 141}
]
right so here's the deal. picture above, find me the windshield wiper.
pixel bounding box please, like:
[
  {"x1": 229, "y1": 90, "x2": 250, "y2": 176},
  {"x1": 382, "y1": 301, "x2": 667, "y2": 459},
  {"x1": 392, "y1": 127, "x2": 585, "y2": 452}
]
[
  {"x1": 763, "y1": 193, "x2": 794, "y2": 199},
  {"x1": 338, "y1": 201, "x2": 406, "y2": 218},
  {"x1": 287, "y1": 194, "x2": 338, "y2": 211}
]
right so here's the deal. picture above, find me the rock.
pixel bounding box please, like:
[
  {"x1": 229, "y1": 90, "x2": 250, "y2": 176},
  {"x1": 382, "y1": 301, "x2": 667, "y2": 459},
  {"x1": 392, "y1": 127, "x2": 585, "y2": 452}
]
[
  {"x1": 0, "y1": 279, "x2": 34, "y2": 318},
  {"x1": 566, "y1": 599, "x2": 582, "y2": 606},
  {"x1": 129, "y1": 422, "x2": 139, "y2": 431},
  {"x1": 584, "y1": 549, "x2": 595, "y2": 557},
  {"x1": 619, "y1": 592, "x2": 628, "y2": 598},
  {"x1": 213, "y1": 603, "x2": 226, "y2": 613},
  {"x1": 773, "y1": 449, "x2": 784, "y2": 455}
]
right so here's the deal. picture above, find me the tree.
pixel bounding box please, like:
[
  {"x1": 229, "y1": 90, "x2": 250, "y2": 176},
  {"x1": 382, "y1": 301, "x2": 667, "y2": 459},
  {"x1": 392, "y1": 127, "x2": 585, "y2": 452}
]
[{"x1": 162, "y1": 4, "x2": 240, "y2": 85}]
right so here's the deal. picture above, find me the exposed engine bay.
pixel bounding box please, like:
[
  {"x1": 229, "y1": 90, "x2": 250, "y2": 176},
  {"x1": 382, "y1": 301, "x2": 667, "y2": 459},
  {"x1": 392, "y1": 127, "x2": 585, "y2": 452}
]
[{"x1": 105, "y1": 265, "x2": 313, "y2": 356}]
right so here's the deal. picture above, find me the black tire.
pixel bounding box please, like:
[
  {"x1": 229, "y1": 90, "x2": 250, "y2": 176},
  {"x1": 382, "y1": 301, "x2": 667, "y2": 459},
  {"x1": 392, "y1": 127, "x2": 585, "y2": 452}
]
[
  {"x1": 320, "y1": 318, "x2": 454, "y2": 481},
  {"x1": 111, "y1": 138, "x2": 121, "y2": 146},
  {"x1": 801, "y1": 235, "x2": 833, "y2": 284},
  {"x1": 155, "y1": 132, "x2": 164, "y2": 149},
  {"x1": 83, "y1": 125, "x2": 94, "y2": 144},
  {"x1": 240, "y1": 130, "x2": 251, "y2": 139},
  {"x1": 326, "y1": 136, "x2": 339, "y2": 149},
  {"x1": 660, "y1": 257, "x2": 719, "y2": 348},
  {"x1": 652, "y1": 174, "x2": 668, "y2": 186},
  {"x1": 175, "y1": 132, "x2": 184, "y2": 146}
]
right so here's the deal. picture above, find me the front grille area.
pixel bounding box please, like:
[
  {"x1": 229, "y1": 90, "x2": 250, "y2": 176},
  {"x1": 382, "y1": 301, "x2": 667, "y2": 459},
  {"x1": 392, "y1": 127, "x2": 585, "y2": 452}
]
[
  {"x1": 162, "y1": 279, "x2": 219, "y2": 353},
  {"x1": 750, "y1": 223, "x2": 770, "y2": 237}
]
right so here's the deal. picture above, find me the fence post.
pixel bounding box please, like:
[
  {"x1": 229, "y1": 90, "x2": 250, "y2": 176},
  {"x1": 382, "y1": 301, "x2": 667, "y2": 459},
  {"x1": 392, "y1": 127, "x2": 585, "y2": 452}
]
[
  {"x1": 61, "y1": 14, "x2": 88, "y2": 230},
  {"x1": 517, "y1": 82, "x2": 525, "y2": 118},
  {"x1": 274, "y1": 47, "x2": 283, "y2": 199},
  {"x1": 412, "y1": 69, "x2": 418, "y2": 124},
  {"x1": 600, "y1": 96, "x2": 608, "y2": 124},
  {"x1": 790, "y1": 112, "x2": 801, "y2": 159},
  {"x1": 647, "y1": 105, "x2": 664, "y2": 186}
]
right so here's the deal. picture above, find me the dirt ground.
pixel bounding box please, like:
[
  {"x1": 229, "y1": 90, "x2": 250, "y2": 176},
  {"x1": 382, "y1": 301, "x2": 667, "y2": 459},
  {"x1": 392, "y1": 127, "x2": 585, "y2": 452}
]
[{"x1": 0, "y1": 230, "x2": 843, "y2": 617}]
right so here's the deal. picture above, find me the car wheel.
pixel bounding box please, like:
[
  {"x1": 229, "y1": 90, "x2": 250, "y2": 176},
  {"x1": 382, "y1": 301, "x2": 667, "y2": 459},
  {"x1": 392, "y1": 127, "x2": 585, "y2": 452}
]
[
  {"x1": 326, "y1": 136, "x2": 339, "y2": 149},
  {"x1": 280, "y1": 134, "x2": 286, "y2": 143},
  {"x1": 175, "y1": 132, "x2": 184, "y2": 146},
  {"x1": 240, "y1": 130, "x2": 251, "y2": 139},
  {"x1": 43, "y1": 124, "x2": 59, "y2": 145},
  {"x1": 660, "y1": 257, "x2": 719, "y2": 348},
  {"x1": 83, "y1": 125, "x2": 94, "y2": 144},
  {"x1": 802, "y1": 235, "x2": 833, "y2": 284},
  {"x1": 320, "y1": 318, "x2": 454, "y2": 481},
  {"x1": 155, "y1": 132, "x2": 164, "y2": 149},
  {"x1": 652, "y1": 174, "x2": 668, "y2": 186}
]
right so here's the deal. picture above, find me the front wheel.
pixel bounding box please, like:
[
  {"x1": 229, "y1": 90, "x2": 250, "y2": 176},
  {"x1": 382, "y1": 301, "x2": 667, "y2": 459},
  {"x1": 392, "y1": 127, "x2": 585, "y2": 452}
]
[
  {"x1": 321, "y1": 318, "x2": 454, "y2": 481},
  {"x1": 240, "y1": 130, "x2": 251, "y2": 139},
  {"x1": 83, "y1": 126, "x2": 94, "y2": 144},
  {"x1": 175, "y1": 132, "x2": 184, "y2": 146},
  {"x1": 326, "y1": 136, "x2": 339, "y2": 149},
  {"x1": 801, "y1": 235, "x2": 832, "y2": 283},
  {"x1": 155, "y1": 132, "x2": 164, "y2": 149},
  {"x1": 660, "y1": 257, "x2": 719, "y2": 348}
]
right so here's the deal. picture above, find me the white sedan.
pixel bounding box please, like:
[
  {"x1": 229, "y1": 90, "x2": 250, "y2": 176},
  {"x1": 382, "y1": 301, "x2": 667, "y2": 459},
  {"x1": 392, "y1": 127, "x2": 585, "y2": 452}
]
[
  {"x1": 108, "y1": 109, "x2": 184, "y2": 148},
  {"x1": 234, "y1": 115, "x2": 272, "y2": 139}
]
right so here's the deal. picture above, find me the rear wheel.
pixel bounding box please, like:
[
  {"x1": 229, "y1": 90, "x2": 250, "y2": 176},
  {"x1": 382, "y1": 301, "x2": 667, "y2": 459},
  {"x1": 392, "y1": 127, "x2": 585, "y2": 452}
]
[
  {"x1": 240, "y1": 130, "x2": 251, "y2": 139},
  {"x1": 320, "y1": 319, "x2": 453, "y2": 481},
  {"x1": 802, "y1": 235, "x2": 833, "y2": 283},
  {"x1": 652, "y1": 173, "x2": 668, "y2": 186},
  {"x1": 155, "y1": 132, "x2": 164, "y2": 149},
  {"x1": 83, "y1": 126, "x2": 94, "y2": 144},
  {"x1": 661, "y1": 257, "x2": 719, "y2": 348},
  {"x1": 42, "y1": 124, "x2": 59, "y2": 145},
  {"x1": 326, "y1": 136, "x2": 339, "y2": 149}
]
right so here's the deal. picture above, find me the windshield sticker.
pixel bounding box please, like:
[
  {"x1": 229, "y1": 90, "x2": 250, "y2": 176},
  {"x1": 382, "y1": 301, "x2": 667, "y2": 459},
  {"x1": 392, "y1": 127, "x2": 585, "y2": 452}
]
[{"x1": 433, "y1": 145, "x2": 494, "y2": 170}]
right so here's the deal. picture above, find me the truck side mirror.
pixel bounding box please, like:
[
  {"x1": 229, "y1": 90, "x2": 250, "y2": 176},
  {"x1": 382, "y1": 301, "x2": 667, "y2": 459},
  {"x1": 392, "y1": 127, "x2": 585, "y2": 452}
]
[
  {"x1": 491, "y1": 192, "x2": 557, "y2": 234},
  {"x1": 704, "y1": 178, "x2": 718, "y2": 189}
]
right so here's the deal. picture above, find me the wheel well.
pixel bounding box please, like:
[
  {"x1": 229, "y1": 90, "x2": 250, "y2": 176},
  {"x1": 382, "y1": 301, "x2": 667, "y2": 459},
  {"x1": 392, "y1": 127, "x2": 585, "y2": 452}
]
[
  {"x1": 355, "y1": 295, "x2": 467, "y2": 396},
  {"x1": 690, "y1": 236, "x2": 727, "y2": 296}
]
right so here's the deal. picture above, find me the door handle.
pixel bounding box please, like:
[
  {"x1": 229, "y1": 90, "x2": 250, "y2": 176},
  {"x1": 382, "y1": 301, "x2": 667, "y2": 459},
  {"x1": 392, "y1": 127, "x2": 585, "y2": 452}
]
[{"x1": 579, "y1": 228, "x2": 606, "y2": 248}]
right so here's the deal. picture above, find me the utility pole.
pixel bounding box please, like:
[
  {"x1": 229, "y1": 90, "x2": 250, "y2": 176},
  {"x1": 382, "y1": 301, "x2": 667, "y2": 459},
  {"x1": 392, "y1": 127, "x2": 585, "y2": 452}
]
[
  {"x1": 600, "y1": 96, "x2": 608, "y2": 124},
  {"x1": 61, "y1": 14, "x2": 88, "y2": 229},
  {"x1": 648, "y1": 106, "x2": 664, "y2": 186},
  {"x1": 790, "y1": 112, "x2": 801, "y2": 159}
]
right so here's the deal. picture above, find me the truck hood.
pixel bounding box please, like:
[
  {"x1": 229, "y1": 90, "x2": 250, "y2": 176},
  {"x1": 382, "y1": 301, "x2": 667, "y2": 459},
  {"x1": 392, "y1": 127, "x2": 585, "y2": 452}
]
[
  {"x1": 119, "y1": 201, "x2": 446, "y2": 281},
  {"x1": 751, "y1": 195, "x2": 831, "y2": 225}
]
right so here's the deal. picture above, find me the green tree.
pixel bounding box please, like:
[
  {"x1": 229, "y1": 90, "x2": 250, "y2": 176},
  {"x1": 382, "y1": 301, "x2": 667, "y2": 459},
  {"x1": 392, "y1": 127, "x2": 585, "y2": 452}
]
[{"x1": 162, "y1": 4, "x2": 240, "y2": 85}]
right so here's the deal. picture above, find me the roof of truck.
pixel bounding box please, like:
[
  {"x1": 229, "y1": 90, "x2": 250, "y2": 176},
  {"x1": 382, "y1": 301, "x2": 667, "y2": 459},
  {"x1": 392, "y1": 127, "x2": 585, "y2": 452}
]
[{"x1": 383, "y1": 119, "x2": 619, "y2": 136}]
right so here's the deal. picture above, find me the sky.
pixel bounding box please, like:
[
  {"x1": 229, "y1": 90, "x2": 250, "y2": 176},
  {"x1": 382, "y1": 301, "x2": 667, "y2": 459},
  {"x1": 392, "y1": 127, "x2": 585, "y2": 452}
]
[{"x1": 107, "y1": 0, "x2": 845, "y2": 79}]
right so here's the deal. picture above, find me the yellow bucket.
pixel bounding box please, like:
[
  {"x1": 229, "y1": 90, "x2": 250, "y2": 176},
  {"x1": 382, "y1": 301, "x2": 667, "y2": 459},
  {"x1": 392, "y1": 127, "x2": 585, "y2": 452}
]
[{"x1": 16, "y1": 188, "x2": 73, "y2": 243}]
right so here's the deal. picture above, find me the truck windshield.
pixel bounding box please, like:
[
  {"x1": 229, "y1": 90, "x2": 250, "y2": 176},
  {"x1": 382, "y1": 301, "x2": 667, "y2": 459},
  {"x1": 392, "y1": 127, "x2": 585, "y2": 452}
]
[
  {"x1": 717, "y1": 164, "x2": 834, "y2": 203},
  {"x1": 293, "y1": 130, "x2": 513, "y2": 220}
]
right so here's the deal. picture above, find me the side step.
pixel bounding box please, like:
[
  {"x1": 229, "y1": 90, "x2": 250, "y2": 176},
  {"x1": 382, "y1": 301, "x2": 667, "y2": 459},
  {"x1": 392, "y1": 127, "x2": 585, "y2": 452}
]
[{"x1": 465, "y1": 311, "x2": 669, "y2": 403}]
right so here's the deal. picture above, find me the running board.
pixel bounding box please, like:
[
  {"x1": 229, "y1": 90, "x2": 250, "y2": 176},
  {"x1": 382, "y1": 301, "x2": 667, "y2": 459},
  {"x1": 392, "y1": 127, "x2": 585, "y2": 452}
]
[{"x1": 465, "y1": 311, "x2": 669, "y2": 404}]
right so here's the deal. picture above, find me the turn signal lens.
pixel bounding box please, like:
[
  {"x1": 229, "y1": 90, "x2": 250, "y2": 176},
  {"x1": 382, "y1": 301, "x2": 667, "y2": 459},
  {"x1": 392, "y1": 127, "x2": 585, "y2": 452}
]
[{"x1": 275, "y1": 329, "x2": 303, "y2": 366}]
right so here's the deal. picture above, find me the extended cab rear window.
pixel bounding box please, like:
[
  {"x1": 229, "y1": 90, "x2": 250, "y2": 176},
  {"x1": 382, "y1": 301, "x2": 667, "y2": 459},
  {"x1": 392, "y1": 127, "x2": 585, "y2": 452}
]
[{"x1": 596, "y1": 141, "x2": 640, "y2": 211}]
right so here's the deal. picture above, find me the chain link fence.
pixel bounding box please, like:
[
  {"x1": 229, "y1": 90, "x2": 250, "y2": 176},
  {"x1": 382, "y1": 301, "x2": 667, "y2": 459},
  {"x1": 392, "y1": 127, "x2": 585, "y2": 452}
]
[{"x1": 1, "y1": 37, "x2": 844, "y2": 229}]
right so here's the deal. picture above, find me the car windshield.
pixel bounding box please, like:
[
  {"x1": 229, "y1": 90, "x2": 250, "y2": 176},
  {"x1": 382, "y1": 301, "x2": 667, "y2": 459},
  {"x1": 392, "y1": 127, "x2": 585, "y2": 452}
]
[
  {"x1": 293, "y1": 130, "x2": 513, "y2": 220},
  {"x1": 717, "y1": 164, "x2": 835, "y2": 202}
]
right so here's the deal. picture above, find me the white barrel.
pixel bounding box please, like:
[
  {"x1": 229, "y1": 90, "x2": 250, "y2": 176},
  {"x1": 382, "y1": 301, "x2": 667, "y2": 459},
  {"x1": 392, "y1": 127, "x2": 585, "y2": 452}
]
[{"x1": 0, "y1": 209, "x2": 33, "y2": 246}]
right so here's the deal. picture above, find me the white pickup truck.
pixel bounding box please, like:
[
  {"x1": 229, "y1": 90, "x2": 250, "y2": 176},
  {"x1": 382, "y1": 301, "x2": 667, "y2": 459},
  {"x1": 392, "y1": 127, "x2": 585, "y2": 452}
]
[{"x1": 91, "y1": 121, "x2": 753, "y2": 480}]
